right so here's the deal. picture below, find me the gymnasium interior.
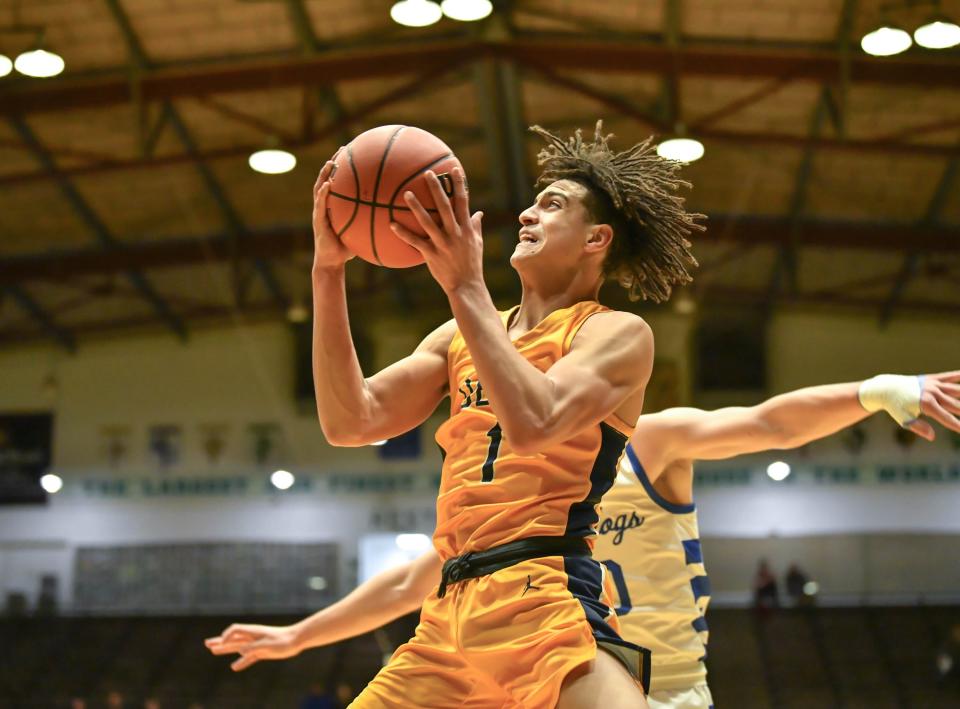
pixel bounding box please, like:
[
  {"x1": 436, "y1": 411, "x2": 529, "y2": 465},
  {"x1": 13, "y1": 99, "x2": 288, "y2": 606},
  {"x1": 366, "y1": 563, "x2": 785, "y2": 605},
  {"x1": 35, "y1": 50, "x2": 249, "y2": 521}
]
[{"x1": 1, "y1": 1, "x2": 959, "y2": 707}]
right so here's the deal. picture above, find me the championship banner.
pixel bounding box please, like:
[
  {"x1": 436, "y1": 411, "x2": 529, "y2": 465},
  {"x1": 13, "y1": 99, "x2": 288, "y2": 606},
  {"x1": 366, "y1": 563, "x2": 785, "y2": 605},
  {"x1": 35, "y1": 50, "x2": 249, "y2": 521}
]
[{"x1": 0, "y1": 413, "x2": 54, "y2": 505}]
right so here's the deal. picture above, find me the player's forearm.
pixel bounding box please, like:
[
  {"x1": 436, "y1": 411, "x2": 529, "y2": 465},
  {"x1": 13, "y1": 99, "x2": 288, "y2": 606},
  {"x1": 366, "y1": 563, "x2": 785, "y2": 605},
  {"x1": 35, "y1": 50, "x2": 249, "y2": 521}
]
[
  {"x1": 311, "y1": 266, "x2": 374, "y2": 445},
  {"x1": 291, "y1": 564, "x2": 425, "y2": 652},
  {"x1": 446, "y1": 282, "x2": 556, "y2": 449},
  {"x1": 757, "y1": 382, "x2": 869, "y2": 448}
]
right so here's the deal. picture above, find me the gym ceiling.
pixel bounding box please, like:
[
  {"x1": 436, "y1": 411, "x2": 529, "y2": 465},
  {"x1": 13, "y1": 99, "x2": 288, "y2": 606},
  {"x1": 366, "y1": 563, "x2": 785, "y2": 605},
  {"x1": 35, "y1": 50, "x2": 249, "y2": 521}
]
[{"x1": 0, "y1": 0, "x2": 958, "y2": 351}]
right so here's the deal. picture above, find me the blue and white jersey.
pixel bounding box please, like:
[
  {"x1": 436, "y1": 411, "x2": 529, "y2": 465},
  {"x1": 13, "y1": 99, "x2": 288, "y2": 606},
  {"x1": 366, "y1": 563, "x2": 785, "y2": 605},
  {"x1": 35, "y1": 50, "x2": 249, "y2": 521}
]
[{"x1": 596, "y1": 443, "x2": 710, "y2": 692}]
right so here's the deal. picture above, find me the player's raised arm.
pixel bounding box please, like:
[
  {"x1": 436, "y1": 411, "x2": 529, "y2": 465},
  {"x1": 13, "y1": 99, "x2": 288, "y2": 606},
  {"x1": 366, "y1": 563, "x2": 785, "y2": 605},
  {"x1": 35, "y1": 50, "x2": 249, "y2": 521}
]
[
  {"x1": 311, "y1": 158, "x2": 454, "y2": 447},
  {"x1": 391, "y1": 166, "x2": 653, "y2": 454},
  {"x1": 633, "y1": 371, "x2": 960, "y2": 477},
  {"x1": 205, "y1": 549, "x2": 442, "y2": 671},
  {"x1": 494, "y1": 310, "x2": 652, "y2": 454},
  {"x1": 433, "y1": 277, "x2": 652, "y2": 455}
]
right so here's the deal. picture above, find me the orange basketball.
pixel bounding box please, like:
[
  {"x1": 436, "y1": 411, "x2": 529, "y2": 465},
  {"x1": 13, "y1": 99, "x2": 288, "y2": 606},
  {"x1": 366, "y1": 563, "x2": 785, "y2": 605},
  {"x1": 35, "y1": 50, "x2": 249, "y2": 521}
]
[{"x1": 326, "y1": 125, "x2": 463, "y2": 268}]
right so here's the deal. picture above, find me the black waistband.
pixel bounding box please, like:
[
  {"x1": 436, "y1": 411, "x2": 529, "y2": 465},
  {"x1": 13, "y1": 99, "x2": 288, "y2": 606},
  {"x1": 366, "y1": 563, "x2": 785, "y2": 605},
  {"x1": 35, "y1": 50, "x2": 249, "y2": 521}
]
[{"x1": 437, "y1": 535, "x2": 592, "y2": 598}]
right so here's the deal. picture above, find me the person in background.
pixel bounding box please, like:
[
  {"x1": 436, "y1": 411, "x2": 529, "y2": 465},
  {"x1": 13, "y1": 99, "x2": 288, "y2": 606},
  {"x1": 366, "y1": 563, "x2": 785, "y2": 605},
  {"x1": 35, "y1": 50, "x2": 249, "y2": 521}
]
[
  {"x1": 753, "y1": 559, "x2": 779, "y2": 614},
  {"x1": 785, "y1": 563, "x2": 811, "y2": 607},
  {"x1": 937, "y1": 624, "x2": 960, "y2": 688}
]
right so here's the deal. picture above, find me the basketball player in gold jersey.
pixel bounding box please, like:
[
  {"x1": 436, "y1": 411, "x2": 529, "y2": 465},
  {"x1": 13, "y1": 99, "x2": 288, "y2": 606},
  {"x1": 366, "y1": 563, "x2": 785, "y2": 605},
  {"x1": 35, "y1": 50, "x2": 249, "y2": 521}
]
[
  {"x1": 207, "y1": 372, "x2": 960, "y2": 709},
  {"x1": 302, "y1": 123, "x2": 700, "y2": 708}
]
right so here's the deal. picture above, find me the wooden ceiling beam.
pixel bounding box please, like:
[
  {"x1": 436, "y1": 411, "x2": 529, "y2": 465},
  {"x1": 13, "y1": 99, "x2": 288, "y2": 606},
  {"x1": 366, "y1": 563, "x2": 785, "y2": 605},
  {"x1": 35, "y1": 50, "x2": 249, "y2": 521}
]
[
  {"x1": 687, "y1": 76, "x2": 794, "y2": 131},
  {"x1": 7, "y1": 114, "x2": 188, "y2": 341},
  {"x1": 0, "y1": 302, "x2": 282, "y2": 348},
  {"x1": 879, "y1": 151, "x2": 960, "y2": 325},
  {"x1": 523, "y1": 66, "x2": 666, "y2": 132},
  {"x1": 189, "y1": 95, "x2": 300, "y2": 144},
  {"x1": 696, "y1": 130, "x2": 960, "y2": 157},
  {"x1": 3, "y1": 123, "x2": 954, "y2": 189},
  {"x1": 765, "y1": 0, "x2": 859, "y2": 314},
  {"x1": 2, "y1": 216, "x2": 957, "y2": 287},
  {"x1": 0, "y1": 65, "x2": 477, "y2": 189},
  {"x1": 0, "y1": 125, "x2": 960, "y2": 187},
  {"x1": 2, "y1": 281, "x2": 956, "y2": 350},
  {"x1": 0, "y1": 138, "x2": 119, "y2": 164},
  {"x1": 282, "y1": 0, "x2": 353, "y2": 147},
  {"x1": 873, "y1": 115, "x2": 960, "y2": 144},
  {"x1": 2, "y1": 38, "x2": 958, "y2": 116},
  {"x1": 2, "y1": 285, "x2": 77, "y2": 352},
  {"x1": 0, "y1": 127, "x2": 481, "y2": 188},
  {"x1": 706, "y1": 286, "x2": 959, "y2": 317},
  {"x1": 765, "y1": 89, "x2": 832, "y2": 307}
]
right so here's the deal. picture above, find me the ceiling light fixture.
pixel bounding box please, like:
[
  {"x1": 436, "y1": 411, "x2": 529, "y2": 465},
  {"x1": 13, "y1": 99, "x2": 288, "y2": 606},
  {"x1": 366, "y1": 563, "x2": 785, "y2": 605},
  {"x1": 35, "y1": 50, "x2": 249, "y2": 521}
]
[
  {"x1": 248, "y1": 148, "x2": 297, "y2": 175},
  {"x1": 657, "y1": 137, "x2": 705, "y2": 163},
  {"x1": 14, "y1": 47, "x2": 65, "y2": 77},
  {"x1": 860, "y1": 25, "x2": 913, "y2": 56},
  {"x1": 441, "y1": 0, "x2": 493, "y2": 22},
  {"x1": 391, "y1": 0, "x2": 443, "y2": 27},
  {"x1": 0, "y1": 54, "x2": 12, "y2": 78},
  {"x1": 914, "y1": 16, "x2": 960, "y2": 49}
]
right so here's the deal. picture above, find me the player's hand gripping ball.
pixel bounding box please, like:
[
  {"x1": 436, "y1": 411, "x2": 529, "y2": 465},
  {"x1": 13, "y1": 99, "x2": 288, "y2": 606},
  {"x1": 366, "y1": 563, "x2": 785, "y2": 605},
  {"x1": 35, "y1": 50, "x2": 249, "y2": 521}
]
[{"x1": 325, "y1": 125, "x2": 464, "y2": 268}]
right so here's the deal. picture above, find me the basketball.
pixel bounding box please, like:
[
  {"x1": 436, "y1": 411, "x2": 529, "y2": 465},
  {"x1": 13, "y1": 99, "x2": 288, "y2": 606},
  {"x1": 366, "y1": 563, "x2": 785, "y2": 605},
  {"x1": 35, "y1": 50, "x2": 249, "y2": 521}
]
[{"x1": 326, "y1": 125, "x2": 464, "y2": 268}]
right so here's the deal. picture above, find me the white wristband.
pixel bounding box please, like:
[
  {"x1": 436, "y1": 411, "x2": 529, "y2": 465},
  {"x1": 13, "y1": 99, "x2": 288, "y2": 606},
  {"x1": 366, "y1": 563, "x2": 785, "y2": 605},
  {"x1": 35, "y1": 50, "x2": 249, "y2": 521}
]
[{"x1": 858, "y1": 374, "x2": 924, "y2": 427}]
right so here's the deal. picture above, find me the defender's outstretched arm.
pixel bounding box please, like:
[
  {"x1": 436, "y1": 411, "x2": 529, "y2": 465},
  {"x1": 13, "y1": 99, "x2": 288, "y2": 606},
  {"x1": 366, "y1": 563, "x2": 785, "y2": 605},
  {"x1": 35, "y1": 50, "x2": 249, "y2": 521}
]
[
  {"x1": 206, "y1": 549, "x2": 443, "y2": 671},
  {"x1": 632, "y1": 372, "x2": 960, "y2": 477}
]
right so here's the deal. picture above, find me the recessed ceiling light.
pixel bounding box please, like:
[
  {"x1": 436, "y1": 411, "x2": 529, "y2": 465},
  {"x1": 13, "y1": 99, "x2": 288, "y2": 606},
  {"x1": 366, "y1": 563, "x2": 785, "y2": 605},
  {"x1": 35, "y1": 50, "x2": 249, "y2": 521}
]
[
  {"x1": 248, "y1": 148, "x2": 297, "y2": 175},
  {"x1": 441, "y1": 0, "x2": 493, "y2": 22},
  {"x1": 914, "y1": 18, "x2": 960, "y2": 49},
  {"x1": 391, "y1": 0, "x2": 442, "y2": 27},
  {"x1": 15, "y1": 48, "x2": 65, "y2": 78},
  {"x1": 656, "y1": 137, "x2": 705, "y2": 163},
  {"x1": 861, "y1": 25, "x2": 912, "y2": 56}
]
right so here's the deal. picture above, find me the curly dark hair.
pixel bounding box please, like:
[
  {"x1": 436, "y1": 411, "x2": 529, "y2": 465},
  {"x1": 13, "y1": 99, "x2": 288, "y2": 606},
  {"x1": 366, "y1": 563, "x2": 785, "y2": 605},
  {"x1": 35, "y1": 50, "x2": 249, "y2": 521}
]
[{"x1": 530, "y1": 121, "x2": 704, "y2": 302}]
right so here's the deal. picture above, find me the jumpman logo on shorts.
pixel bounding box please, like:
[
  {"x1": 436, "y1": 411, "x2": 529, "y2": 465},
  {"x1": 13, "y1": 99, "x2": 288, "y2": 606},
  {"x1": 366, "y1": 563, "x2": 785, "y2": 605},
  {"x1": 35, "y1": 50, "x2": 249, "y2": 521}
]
[{"x1": 521, "y1": 575, "x2": 541, "y2": 596}]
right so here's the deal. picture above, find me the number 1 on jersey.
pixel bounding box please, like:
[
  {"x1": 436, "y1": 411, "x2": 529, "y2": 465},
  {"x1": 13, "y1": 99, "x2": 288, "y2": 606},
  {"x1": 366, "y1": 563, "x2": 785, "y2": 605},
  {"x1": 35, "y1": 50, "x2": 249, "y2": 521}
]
[{"x1": 481, "y1": 423, "x2": 502, "y2": 483}]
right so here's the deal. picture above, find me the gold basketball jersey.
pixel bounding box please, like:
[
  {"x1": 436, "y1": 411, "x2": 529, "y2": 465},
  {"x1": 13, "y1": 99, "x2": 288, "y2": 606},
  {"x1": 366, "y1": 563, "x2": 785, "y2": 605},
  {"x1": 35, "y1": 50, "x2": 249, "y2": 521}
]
[{"x1": 433, "y1": 301, "x2": 633, "y2": 560}]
